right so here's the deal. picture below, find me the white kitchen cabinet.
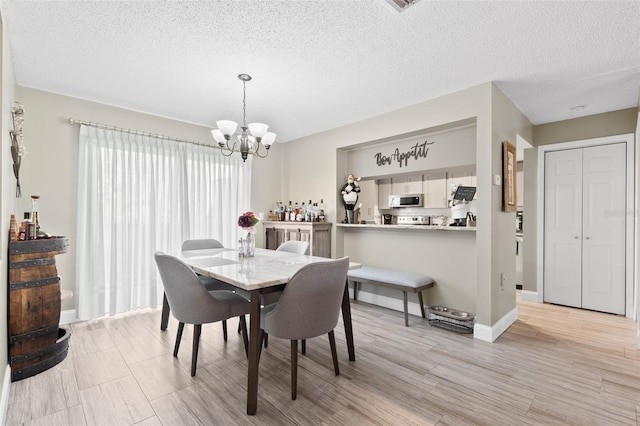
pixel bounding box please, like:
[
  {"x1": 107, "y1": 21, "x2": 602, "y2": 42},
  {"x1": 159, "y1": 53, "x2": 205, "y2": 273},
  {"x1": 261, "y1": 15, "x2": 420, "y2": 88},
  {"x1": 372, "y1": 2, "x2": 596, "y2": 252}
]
[
  {"x1": 378, "y1": 169, "x2": 475, "y2": 210},
  {"x1": 377, "y1": 178, "x2": 392, "y2": 209},
  {"x1": 422, "y1": 172, "x2": 447, "y2": 208},
  {"x1": 446, "y1": 168, "x2": 473, "y2": 188},
  {"x1": 446, "y1": 167, "x2": 477, "y2": 200},
  {"x1": 391, "y1": 174, "x2": 423, "y2": 194}
]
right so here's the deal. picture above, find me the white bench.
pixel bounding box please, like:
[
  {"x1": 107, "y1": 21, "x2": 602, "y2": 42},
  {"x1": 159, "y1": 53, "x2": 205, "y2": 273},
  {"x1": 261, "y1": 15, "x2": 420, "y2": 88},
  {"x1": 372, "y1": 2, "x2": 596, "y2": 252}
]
[{"x1": 347, "y1": 266, "x2": 435, "y2": 326}]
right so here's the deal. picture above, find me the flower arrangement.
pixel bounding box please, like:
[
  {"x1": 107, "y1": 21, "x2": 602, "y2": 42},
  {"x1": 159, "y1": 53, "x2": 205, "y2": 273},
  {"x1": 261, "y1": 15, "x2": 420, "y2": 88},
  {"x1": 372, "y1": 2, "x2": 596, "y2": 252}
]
[{"x1": 238, "y1": 211, "x2": 259, "y2": 233}]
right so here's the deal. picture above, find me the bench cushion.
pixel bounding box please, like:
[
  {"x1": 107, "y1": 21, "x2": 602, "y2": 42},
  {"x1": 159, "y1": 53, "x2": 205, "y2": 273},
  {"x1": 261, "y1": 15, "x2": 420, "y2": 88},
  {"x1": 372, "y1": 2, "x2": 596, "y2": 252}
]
[{"x1": 348, "y1": 266, "x2": 434, "y2": 289}]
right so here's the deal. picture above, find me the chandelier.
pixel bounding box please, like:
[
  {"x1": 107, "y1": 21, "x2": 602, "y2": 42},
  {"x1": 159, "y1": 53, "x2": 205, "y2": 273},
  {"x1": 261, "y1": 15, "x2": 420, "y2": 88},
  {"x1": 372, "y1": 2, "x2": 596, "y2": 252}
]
[{"x1": 211, "y1": 74, "x2": 276, "y2": 162}]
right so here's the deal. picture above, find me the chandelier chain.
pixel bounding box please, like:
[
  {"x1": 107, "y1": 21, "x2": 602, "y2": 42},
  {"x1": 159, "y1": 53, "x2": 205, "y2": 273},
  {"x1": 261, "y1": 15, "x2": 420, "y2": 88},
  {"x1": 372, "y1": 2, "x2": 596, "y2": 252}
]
[{"x1": 242, "y1": 80, "x2": 247, "y2": 129}]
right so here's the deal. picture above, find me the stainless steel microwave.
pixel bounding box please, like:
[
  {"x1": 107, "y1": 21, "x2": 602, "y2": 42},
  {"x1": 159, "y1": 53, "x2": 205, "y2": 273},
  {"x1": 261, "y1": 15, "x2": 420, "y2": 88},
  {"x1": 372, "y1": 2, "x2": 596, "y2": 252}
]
[{"x1": 389, "y1": 194, "x2": 423, "y2": 208}]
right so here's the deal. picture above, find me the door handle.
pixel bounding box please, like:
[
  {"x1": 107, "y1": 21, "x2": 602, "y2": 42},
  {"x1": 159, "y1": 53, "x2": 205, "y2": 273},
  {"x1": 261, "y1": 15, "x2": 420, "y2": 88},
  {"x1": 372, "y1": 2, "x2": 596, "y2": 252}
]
[
  {"x1": 585, "y1": 236, "x2": 591, "y2": 240},
  {"x1": 574, "y1": 236, "x2": 579, "y2": 239}
]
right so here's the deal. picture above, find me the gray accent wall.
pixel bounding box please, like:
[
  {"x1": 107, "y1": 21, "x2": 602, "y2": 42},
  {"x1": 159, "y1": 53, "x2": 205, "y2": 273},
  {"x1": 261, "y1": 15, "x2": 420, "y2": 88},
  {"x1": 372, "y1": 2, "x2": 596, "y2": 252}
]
[
  {"x1": 269, "y1": 82, "x2": 534, "y2": 336},
  {"x1": 534, "y1": 108, "x2": 637, "y2": 146},
  {"x1": 525, "y1": 108, "x2": 638, "y2": 298}
]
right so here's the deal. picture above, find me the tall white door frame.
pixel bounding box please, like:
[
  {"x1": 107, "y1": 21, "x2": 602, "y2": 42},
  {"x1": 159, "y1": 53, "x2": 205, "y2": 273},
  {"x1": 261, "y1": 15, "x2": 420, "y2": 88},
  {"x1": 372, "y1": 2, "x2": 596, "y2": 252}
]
[{"x1": 536, "y1": 133, "x2": 636, "y2": 319}]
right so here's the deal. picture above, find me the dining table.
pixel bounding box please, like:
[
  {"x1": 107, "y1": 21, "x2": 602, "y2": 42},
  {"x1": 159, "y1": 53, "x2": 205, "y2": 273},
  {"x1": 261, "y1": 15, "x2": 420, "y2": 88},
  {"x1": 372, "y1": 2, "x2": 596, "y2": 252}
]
[{"x1": 180, "y1": 247, "x2": 358, "y2": 415}]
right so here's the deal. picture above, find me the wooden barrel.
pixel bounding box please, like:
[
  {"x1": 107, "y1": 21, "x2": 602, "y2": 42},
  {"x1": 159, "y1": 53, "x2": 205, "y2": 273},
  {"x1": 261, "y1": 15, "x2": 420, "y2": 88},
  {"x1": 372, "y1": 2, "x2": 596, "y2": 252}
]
[{"x1": 8, "y1": 237, "x2": 70, "y2": 381}]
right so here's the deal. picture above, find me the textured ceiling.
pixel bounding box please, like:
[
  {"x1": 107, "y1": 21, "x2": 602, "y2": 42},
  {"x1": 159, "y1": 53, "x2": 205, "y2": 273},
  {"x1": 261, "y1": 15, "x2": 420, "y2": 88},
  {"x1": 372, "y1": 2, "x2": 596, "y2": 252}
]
[{"x1": 3, "y1": 1, "x2": 639, "y2": 143}]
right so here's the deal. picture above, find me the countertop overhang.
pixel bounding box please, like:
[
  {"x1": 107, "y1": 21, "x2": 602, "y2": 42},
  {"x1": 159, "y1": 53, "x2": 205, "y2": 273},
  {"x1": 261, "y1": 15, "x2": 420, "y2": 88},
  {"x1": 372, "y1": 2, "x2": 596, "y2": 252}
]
[{"x1": 337, "y1": 223, "x2": 476, "y2": 232}]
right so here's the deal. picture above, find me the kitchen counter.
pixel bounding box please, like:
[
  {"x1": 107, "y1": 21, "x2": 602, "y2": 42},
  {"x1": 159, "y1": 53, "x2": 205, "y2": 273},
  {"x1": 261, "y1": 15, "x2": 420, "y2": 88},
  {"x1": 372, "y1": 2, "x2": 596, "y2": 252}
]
[{"x1": 337, "y1": 223, "x2": 476, "y2": 232}]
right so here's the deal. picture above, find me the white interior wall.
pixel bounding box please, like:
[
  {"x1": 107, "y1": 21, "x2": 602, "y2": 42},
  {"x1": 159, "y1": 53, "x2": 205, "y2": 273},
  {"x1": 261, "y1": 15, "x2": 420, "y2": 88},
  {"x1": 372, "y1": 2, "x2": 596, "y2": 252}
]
[
  {"x1": 0, "y1": 3, "x2": 17, "y2": 420},
  {"x1": 635, "y1": 110, "x2": 639, "y2": 348},
  {"x1": 522, "y1": 147, "x2": 538, "y2": 295},
  {"x1": 248, "y1": 141, "x2": 283, "y2": 249}
]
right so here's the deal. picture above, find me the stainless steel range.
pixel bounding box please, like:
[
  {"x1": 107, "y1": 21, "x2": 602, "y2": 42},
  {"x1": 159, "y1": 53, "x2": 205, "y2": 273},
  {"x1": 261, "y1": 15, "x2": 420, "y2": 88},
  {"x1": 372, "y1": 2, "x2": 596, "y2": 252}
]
[{"x1": 397, "y1": 215, "x2": 430, "y2": 225}]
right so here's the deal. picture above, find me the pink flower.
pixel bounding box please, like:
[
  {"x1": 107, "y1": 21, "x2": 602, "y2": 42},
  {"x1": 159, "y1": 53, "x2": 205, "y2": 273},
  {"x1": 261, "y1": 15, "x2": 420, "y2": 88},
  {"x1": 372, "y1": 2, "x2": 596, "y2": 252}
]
[{"x1": 238, "y1": 211, "x2": 259, "y2": 231}]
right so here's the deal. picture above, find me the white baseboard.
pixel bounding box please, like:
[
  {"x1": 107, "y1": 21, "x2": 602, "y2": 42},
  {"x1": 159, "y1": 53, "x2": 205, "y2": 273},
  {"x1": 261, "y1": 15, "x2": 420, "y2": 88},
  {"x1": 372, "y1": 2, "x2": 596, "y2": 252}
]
[
  {"x1": 520, "y1": 290, "x2": 538, "y2": 303},
  {"x1": 473, "y1": 307, "x2": 518, "y2": 342},
  {"x1": 1, "y1": 365, "x2": 11, "y2": 426},
  {"x1": 60, "y1": 309, "x2": 78, "y2": 325},
  {"x1": 353, "y1": 287, "x2": 519, "y2": 343}
]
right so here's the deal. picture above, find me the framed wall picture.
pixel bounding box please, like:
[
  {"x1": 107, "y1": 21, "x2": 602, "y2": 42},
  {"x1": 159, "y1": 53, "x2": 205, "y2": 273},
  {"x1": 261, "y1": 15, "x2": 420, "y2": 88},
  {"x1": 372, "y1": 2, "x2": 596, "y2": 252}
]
[{"x1": 502, "y1": 141, "x2": 517, "y2": 212}]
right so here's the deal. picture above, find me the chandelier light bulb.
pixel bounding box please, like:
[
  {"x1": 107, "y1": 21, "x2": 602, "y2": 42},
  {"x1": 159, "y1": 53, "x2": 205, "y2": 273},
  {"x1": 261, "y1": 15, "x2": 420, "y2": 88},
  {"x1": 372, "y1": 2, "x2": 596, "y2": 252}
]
[
  {"x1": 248, "y1": 123, "x2": 268, "y2": 140},
  {"x1": 211, "y1": 129, "x2": 226, "y2": 144},
  {"x1": 261, "y1": 132, "x2": 276, "y2": 147},
  {"x1": 216, "y1": 120, "x2": 237, "y2": 138}
]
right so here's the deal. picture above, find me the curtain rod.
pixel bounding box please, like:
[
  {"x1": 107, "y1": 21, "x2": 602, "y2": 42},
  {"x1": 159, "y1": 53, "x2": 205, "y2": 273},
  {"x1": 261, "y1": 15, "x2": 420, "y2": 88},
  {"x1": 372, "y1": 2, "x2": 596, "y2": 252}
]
[{"x1": 68, "y1": 117, "x2": 221, "y2": 150}]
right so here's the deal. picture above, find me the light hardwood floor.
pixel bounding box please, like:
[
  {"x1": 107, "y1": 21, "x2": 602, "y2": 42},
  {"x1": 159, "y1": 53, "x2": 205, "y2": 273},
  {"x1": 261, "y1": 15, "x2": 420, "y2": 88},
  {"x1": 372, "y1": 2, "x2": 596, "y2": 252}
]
[{"x1": 7, "y1": 293, "x2": 640, "y2": 425}]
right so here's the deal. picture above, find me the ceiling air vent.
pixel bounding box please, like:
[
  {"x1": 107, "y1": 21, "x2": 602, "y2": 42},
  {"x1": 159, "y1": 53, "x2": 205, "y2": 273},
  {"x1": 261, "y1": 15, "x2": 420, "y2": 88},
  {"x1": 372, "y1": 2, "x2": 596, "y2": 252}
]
[{"x1": 383, "y1": 0, "x2": 421, "y2": 13}]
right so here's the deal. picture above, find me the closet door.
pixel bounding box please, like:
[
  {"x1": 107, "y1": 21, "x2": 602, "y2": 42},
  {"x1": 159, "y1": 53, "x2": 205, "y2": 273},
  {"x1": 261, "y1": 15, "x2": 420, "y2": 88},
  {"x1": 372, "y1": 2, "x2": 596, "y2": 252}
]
[
  {"x1": 581, "y1": 143, "x2": 626, "y2": 314},
  {"x1": 544, "y1": 143, "x2": 626, "y2": 314},
  {"x1": 544, "y1": 149, "x2": 583, "y2": 308}
]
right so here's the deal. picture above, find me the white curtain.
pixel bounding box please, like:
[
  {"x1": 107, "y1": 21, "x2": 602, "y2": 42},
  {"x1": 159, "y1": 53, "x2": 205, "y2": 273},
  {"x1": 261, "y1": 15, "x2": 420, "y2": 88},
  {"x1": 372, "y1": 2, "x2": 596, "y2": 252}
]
[{"x1": 75, "y1": 125, "x2": 251, "y2": 320}]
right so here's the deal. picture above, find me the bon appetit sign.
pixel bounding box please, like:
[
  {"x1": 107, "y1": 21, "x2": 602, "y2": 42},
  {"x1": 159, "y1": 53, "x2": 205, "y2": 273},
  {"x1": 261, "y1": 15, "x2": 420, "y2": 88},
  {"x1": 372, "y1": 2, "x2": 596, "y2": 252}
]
[
  {"x1": 374, "y1": 140, "x2": 435, "y2": 168},
  {"x1": 346, "y1": 125, "x2": 476, "y2": 178}
]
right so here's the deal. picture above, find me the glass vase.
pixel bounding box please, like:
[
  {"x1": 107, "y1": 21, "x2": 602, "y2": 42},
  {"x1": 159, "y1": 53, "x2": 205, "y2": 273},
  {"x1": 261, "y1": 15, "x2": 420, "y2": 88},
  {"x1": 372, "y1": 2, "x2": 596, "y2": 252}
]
[{"x1": 244, "y1": 232, "x2": 255, "y2": 257}]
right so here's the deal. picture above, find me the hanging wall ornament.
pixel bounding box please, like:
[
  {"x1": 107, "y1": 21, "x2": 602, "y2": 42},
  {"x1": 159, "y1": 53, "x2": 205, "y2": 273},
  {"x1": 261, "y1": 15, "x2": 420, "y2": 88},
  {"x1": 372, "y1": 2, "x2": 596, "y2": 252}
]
[{"x1": 10, "y1": 102, "x2": 26, "y2": 198}]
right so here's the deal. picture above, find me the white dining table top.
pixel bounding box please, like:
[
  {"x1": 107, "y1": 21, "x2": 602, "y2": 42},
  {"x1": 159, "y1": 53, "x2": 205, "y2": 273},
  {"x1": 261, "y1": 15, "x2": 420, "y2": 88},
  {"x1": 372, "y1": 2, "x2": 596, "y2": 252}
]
[{"x1": 180, "y1": 247, "x2": 359, "y2": 292}]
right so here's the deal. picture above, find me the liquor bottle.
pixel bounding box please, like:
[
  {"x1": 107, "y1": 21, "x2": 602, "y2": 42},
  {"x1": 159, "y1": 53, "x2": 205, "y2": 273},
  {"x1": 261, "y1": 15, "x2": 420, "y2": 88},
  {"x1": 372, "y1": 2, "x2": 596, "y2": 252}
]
[
  {"x1": 318, "y1": 199, "x2": 325, "y2": 222},
  {"x1": 31, "y1": 195, "x2": 40, "y2": 234},
  {"x1": 306, "y1": 200, "x2": 312, "y2": 222},
  {"x1": 20, "y1": 212, "x2": 33, "y2": 240},
  {"x1": 286, "y1": 201, "x2": 293, "y2": 221},
  {"x1": 299, "y1": 202, "x2": 306, "y2": 222},
  {"x1": 277, "y1": 202, "x2": 284, "y2": 221},
  {"x1": 9, "y1": 214, "x2": 18, "y2": 241}
]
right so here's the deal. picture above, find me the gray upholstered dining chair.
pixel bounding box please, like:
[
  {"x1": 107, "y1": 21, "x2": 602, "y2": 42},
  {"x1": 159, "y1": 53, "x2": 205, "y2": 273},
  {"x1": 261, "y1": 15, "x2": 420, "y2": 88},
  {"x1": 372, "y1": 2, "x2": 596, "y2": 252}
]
[
  {"x1": 161, "y1": 238, "x2": 237, "y2": 341},
  {"x1": 154, "y1": 252, "x2": 250, "y2": 376},
  {"x1": 276, "y1": 240, "x2": 310, "y2": 255},
  {"x1": 181, "y1": 239, "x2": 226, "y2": 251},
  {"x1": 261, "y1": 240, "x2": 311, "y2": 307},
  {"x1": 259, "y1": 256, "x2": 349, "y2": 400},
  {"x1": 261, "y1": 239, "x2": 312, "y2": 349}
]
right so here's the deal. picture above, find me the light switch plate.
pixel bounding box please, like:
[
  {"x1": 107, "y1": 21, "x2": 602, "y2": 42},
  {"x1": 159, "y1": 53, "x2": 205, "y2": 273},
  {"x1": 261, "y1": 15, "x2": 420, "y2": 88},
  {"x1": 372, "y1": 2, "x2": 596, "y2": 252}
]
[{"x1": 492, "y1": 174, "x2": 501, "y2": 186}]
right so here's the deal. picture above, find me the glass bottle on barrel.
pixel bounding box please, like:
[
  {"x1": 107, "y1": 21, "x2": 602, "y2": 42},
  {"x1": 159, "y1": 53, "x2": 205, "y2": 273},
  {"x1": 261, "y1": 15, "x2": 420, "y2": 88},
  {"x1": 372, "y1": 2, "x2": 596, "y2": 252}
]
[
  {"x1": 31, "y1": 195, "x2": 40, "y2": 235},
  {"x1": 30, "y1": 195, "x2": 49, "y2": 238}
]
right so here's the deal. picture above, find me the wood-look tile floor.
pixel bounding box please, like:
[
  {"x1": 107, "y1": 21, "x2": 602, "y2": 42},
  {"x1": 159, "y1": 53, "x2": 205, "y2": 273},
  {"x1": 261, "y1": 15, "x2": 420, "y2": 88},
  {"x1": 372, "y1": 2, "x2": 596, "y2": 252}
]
[{"x1": 7, "y1": 293, "x2": 640, "y2": 425}]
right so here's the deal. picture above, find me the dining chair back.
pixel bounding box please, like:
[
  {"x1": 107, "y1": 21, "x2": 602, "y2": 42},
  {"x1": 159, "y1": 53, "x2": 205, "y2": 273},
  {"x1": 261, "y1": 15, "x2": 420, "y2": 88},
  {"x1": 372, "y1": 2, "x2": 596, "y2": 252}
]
[
  {"x1": 261, "y1": 240, "x2": 311, "y2": 309},
  {"x1": 161, "y1": 238, "x2": 235, "y2": 334},
  {"x1": 155, "y1": 252, "x2": 249, "y2": 376},
  {"x1": 260, "y1": 256, "x2": 349, "y2": 399},
  {"x1": 276, "y1": 240, "x2": 310, "y2": 255},
  {"x1": 182, "y1": 239, "x2": 224, "y2": 251}
]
